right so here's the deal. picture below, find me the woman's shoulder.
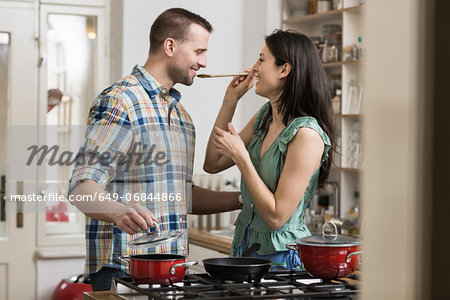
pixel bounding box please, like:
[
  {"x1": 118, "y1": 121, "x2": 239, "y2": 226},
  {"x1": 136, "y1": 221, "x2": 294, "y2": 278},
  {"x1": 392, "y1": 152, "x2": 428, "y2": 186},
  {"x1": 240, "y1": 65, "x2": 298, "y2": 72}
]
[
  {"x1": 283, "y1": 116, "x2": 324, "y2": 140},
  {"x1": 279, "y1": 116, "x2": 331, "y2": 153},
  {"x1": 289, "y1": 116, "x2": 320, "y2": 128}
]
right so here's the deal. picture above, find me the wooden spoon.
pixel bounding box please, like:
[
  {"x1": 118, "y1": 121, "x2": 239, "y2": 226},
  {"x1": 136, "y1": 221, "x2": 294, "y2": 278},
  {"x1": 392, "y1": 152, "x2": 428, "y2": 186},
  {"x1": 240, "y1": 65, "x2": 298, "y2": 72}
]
[{"x1": 197, "y1": 72, "x2": 248, "y2": 78}]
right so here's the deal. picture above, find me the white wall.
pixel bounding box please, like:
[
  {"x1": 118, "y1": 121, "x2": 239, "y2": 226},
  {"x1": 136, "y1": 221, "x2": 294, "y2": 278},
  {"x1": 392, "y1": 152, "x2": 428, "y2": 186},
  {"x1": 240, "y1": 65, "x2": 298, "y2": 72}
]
[
  {"x1": 117, "y1": 0, "x2": 282, "y2": 182},
  {"x1": 362, "y1": 0, "x2": 426, "y2": 299},
  {"x1": 241, "y1": 0, "x2": 282, "y2": 126}
]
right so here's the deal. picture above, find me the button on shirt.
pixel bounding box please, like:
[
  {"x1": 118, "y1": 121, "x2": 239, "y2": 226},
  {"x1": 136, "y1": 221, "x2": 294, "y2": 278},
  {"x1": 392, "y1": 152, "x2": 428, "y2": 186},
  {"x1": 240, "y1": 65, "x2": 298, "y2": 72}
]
[{"x1": 68, "y1": 65, "x2": 195, "y2": 276}]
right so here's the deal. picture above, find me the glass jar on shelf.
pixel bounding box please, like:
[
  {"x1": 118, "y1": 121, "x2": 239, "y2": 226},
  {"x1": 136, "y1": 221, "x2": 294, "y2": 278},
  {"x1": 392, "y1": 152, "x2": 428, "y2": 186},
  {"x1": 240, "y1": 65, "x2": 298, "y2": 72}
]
[
  {"x1": 329, "y1": 73, "x2": 341, "y2": 94},
  {"x1": 322, "y1": 32, "x2": 342, "y2": 63},
  {"x1": 347, "y1": 191, "x2": 360, "y2": 236},
  {"x1": 322, "y1": 24, "x2": 341, "y2": 37},
  {"x1": 321, "y1": 24, "x2": 342, "y2": 63},
  {"x1": 332, "y1": 0, "x2": 343, "y2": 10},
  {"x1": 310, "y1": 36, "x2": 322, "y2": 60},
  {"x1": 332, "y1": 89, "x2": 341, "y2": 114},
  {"x1": 317, "y1": 0, "x2": 331, "y2": 13},
  {"x1": 285, "y1": 0, "x2": 310, "y2": 18},
  {"x1": 309, "y1": 0, "x2": 318, "y2": 14}
]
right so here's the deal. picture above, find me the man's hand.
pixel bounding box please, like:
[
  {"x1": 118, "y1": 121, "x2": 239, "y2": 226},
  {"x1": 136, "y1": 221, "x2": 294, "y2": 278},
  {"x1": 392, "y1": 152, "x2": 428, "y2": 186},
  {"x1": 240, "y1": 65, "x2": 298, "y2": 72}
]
[
  {"x1": 69, "y1": 181, "x2": 159, "y2": 235},
  {"x1": 111, "y1": 203, "x2": 158, "y2": 235}
]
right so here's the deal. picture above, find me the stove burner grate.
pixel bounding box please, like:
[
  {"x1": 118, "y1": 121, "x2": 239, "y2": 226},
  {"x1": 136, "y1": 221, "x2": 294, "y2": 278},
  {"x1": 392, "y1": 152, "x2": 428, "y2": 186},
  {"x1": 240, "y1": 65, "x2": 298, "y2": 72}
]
[{"x1": 112, "y1": 269, "x2": 359, "y2": 299}]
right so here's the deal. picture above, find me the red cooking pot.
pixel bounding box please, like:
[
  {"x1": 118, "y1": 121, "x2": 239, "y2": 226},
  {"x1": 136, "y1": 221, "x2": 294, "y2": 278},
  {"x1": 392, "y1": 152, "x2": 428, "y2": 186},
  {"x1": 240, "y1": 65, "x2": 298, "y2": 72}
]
[
  {"x1": 286, "y1": 221, "x2": 362, "y2": 279},
  {"x1": 120, "y1": 253, "x2": 197, "y2": 284},
  {"x1": 51, "y1": 274, "x2": 92, "y2": 300}
]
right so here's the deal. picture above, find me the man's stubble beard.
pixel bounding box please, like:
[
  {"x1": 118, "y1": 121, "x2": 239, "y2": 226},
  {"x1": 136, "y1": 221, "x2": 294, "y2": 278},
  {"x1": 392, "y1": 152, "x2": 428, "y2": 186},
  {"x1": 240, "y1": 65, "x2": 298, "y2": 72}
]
[{"x1": 167, "y1": 63, "x2": 194, "y2": 87}]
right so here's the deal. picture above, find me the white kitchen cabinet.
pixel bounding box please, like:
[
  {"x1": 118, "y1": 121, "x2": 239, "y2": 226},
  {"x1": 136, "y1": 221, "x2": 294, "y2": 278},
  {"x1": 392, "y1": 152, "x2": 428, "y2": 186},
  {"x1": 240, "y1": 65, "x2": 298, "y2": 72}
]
[
  {"x1": 37, "y1": 2, "x2": 110, "y2": 247},
  {"x1": 0, "y1": 3, "x2": 39, "y2": 299},
  {"x1": 40, "y1": 0, "x2": 108, "y2": 6},
  {"x1": 281, "y1": 0, "x2": 365, "y2": 233},
  {"x1": 0, "y1": 1, "x2": 110, "y2": 298}
]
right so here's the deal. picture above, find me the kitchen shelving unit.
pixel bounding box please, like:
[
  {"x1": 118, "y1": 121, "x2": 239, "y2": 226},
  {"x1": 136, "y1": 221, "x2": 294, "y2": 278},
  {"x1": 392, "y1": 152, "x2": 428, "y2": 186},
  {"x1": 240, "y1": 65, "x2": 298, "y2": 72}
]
[{"x1": 281, "y1": 0, "x2": 365, "y2": 227}]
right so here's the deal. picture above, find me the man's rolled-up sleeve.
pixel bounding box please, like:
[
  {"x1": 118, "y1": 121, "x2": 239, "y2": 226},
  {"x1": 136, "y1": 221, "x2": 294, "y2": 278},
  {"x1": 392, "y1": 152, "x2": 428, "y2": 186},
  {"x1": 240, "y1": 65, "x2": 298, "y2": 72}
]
[{"x1": 68, "y1": 95, "x2": 132, "y2": 194}]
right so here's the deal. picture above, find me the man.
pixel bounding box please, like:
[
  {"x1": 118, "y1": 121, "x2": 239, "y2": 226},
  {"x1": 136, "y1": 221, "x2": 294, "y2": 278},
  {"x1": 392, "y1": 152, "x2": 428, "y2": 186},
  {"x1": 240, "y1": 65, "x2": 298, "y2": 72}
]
[{"x1": 68, "y1": 8, "x2": 240, "y2": 291}]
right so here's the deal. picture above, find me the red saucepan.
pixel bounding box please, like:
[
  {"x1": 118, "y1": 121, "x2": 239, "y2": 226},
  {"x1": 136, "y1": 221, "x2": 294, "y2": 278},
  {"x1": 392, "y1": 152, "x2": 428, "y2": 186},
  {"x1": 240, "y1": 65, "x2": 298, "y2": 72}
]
[
  {"x1": 120, "y1": 253, "x2": 197, "y2": 284},
  {"x1": 121, "y1": 221, "x2": 197, "y2": 284},
  {"x1": 286, "y1": 221, "x2": 362, "y2": 279}
]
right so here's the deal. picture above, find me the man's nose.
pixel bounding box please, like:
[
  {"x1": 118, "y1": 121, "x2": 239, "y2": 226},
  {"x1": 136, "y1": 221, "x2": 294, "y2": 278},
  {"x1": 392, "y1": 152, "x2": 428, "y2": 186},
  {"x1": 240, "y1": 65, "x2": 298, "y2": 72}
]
[{"x1": 199, "y1": 54, "x2": 207, "y2": 68}]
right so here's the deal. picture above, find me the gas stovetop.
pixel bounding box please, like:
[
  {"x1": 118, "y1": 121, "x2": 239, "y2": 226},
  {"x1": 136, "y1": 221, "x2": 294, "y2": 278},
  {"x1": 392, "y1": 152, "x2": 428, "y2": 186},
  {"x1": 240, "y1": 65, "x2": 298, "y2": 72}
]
[{"x1": 111, "y1": 269, "x2": 360, "y2": 299}]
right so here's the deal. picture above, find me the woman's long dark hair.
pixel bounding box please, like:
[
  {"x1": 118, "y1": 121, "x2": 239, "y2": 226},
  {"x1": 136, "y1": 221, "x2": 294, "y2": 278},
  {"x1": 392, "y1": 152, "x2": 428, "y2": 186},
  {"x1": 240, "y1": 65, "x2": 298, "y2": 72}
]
[{"x1": 261, "y1": 29, "x2": 336, "y2": 188}]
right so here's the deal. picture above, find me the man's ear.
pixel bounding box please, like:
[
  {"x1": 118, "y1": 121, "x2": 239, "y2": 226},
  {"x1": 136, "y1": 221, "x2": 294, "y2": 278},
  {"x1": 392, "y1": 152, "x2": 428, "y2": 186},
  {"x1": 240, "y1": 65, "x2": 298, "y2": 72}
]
[
  {"x1": 163, "y1": 38, "x2": 176, "y2": 57},
  {"x1": 280, "y1": 63, "x2": 292, "y2": 79}
]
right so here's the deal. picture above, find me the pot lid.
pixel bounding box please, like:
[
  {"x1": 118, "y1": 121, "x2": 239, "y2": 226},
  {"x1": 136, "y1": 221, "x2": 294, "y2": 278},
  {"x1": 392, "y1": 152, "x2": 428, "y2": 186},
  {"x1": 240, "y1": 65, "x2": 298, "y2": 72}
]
[
  {"x1": 127, "y1": 222, "x2": 183, "y2": 249},
  {"x1": 296, "y1": 221, "x2": 360, "y2": 247}
]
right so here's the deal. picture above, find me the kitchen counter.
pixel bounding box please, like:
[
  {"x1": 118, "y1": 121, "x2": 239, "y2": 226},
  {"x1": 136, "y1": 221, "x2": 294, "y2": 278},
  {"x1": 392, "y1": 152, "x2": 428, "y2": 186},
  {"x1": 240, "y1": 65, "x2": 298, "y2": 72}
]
[
  {"x1": 83, "y1": 291, "x2": 120, "y2": 300},
  {"x1": 188, "y1": 228, "x2": 232, "y2": 254}
]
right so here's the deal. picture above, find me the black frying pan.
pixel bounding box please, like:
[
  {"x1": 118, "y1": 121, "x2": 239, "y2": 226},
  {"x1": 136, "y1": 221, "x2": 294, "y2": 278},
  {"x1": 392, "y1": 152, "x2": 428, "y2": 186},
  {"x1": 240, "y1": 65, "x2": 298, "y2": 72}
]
[
  {"x1": 202, "y1": 257, "x2": 271, "y2": 282},
  {"x1": 202, "y1": 243, "x2": 271, "y2": 282}
]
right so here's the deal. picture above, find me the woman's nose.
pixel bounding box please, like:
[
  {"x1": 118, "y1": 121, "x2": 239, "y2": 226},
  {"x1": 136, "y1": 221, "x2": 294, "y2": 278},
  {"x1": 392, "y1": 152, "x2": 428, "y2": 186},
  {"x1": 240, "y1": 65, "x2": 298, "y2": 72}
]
[{"x1": 252, "y1": 61, "x2": 259, "y2": 72}]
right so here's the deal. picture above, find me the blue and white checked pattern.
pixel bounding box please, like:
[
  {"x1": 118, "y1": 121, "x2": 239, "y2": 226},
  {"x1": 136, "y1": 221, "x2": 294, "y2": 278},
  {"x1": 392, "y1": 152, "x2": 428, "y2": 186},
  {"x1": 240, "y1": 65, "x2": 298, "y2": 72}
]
[{"x1": 69, "y1": 65, "x2": 195, "y2": 276}]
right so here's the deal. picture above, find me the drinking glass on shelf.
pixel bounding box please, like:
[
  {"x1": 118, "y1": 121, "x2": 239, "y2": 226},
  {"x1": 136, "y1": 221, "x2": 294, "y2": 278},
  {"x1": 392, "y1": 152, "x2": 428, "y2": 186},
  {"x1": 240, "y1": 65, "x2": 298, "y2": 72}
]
[
  {"x1": 348, "y1": 80, "x2": 363, "y2": 114},
  {"x1": 347, "y1": 121, "x2": 361, "y2": 168},
  {"x1": 335, "y1": 133, "x2": 341, "y2": 167},
  {"x1": 333, "y1": 0, "x2": 343, "y2": 10}
]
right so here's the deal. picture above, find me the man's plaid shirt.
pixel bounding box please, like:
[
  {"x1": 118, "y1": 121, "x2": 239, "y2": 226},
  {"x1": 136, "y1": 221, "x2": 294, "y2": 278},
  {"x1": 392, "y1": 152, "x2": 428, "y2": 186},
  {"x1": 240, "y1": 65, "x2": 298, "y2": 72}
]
[{"x1": 69, "y1": 65, "x2": 195, "y2": 276}]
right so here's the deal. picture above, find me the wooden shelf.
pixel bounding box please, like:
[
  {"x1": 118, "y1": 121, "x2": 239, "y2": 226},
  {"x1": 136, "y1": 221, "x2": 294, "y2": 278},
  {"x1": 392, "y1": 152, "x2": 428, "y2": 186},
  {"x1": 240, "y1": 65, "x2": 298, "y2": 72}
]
[
  {"x1": 341, "y1": 113, "x2": 363, "y2": 118},
  {"x1": 283, "y1": 5, "x2": 364, "y2": 25},
  {"x1": 323, "y1": 59, "x2": 363, "y2": 68},
  {"x1": 331, "y1": 166, "x2": 363, "y2": 172},
  {"x1": 334, "y1": 114, "x2": 364, "y2": 118},
  {"x1": 323, "y1": 61, "x2": 343, "y2": 68},
  {"x1": 343, "y1": 59, "x2": 363, "y2": 65},
  {"x1": 283, "y1": 9, "x2": 342, "y2": 25},
  {"x1": 343, "y1": 5, "x2": 364, "y2": 13},
  {"x1": 340, "y1": 167, "x2": 363, "y2": 172},
  {"x1": 330, "y1": 165, "x2": 341, "y2": 171}
]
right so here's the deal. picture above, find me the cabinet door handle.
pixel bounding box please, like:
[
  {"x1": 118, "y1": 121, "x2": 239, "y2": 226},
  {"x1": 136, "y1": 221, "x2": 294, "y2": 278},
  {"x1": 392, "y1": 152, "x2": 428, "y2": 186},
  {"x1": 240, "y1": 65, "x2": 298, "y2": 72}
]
[
  {"x1": 16, "y1": 181, "x2": 23, "y2": 228},
  {"x1": 0, "y1": 175, "x2": 5, "y2": 222},
  {"x1": 38, "y1": 56, "x2": 46, "y2": 67}
]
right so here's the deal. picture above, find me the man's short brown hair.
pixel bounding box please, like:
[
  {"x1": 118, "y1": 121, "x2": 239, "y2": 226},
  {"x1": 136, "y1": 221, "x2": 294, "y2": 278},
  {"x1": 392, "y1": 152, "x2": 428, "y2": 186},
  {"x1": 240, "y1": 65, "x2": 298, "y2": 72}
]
[{"x1": 149, "y1": 8, "x2": 213, "y2": 54}]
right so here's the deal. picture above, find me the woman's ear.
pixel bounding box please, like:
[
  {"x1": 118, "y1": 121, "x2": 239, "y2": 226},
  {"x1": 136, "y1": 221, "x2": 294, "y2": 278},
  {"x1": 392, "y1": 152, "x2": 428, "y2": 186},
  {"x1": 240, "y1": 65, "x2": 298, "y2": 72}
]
[
  {"x1": 280, "y1": 63, "x2": 292, "y2": 79},
  {"x1": 163, "y1": 38, "x2": 176, "y2": 57}
]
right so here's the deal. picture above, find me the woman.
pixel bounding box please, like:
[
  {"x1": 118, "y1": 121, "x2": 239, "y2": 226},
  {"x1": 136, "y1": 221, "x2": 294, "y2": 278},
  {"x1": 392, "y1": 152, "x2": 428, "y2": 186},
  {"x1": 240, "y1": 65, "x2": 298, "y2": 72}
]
[{"x1": 203, "y1": 30, "x2": 336, "y2": 270}]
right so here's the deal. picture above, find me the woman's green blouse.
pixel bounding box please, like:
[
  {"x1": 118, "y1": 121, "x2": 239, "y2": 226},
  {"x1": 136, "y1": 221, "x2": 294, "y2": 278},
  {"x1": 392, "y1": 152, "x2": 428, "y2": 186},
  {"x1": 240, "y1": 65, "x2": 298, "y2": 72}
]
[{"x1": 231, "y1": 102, "x2": 331, "y2": 255}]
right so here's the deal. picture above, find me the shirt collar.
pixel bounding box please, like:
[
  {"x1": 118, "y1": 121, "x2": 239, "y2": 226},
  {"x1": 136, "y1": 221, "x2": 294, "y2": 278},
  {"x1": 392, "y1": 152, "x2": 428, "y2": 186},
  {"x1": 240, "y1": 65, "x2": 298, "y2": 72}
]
[{"x1": 131, "y1": 65, "x2": 182, "y2": 102}]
